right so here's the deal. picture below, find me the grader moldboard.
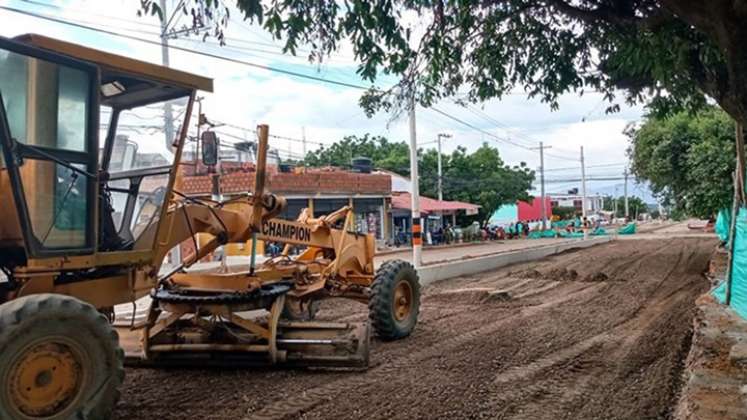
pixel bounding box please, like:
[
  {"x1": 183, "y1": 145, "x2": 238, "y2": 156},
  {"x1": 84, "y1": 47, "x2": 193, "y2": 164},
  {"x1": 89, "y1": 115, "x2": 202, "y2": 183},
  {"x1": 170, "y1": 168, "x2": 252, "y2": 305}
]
[{"x1": 0, "y1": 34, "x2": 420, "y2": 419}]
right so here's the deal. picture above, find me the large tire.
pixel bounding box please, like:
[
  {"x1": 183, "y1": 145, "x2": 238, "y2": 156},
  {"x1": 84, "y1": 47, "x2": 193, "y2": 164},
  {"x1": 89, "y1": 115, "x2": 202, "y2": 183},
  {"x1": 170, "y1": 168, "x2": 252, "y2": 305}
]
[
  {"x1": 0, "y1": 294, "x2": 124, "y2": 420},
  {"x1": 369, "y1": 259, "x2": 420, "y2": 341}
]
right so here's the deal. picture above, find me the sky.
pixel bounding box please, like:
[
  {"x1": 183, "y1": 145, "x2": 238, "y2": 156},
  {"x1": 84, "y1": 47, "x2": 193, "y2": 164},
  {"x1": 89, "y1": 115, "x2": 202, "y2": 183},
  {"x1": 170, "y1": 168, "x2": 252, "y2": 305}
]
[{"x1": 0, "y1": 0, "x2": 653, "y2": 200}]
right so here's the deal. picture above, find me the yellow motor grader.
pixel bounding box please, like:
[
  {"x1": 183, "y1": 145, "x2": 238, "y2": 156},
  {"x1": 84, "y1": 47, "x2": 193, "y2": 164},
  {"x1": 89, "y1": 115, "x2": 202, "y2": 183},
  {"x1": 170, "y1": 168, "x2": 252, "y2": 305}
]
[{"x1": 0, "y1": 34, "x2": 420, "y2": 419}]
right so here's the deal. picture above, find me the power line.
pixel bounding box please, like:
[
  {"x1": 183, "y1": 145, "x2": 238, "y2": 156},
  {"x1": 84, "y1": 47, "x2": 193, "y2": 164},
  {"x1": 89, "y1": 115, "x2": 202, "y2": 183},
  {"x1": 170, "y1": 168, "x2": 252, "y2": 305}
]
[
  {"x1": 427, "y1": 107, "x2": 579, "y2": 162},
  {"x1": 459, "y1": 103, "x2": 581, "y2": 161},
  {"x1": 543, "y1": 162, "x2": 627, "y2": 172},
  {"x1": 7, "y1": 3, "x2": 598, "y2": 168},
  {"x1": 0, "y1": 5, "x2": 375, "y2": 91}
]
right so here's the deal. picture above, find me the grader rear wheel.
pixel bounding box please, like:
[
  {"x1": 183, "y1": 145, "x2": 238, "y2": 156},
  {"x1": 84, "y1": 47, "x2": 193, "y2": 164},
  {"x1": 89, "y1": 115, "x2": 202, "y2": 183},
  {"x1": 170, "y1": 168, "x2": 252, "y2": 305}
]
[
  {"x1": 369, "y1": 259, "x2": 420, "y2": 341},
  {"x1": 0, "y1": 294, "x2": 124, "y2": 420}
]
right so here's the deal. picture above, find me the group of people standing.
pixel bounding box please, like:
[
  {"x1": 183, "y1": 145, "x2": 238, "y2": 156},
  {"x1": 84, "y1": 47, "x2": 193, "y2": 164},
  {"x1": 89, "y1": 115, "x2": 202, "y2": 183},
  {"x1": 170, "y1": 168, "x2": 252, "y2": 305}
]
[{"x1": 506, "y1": 220, "x2": 533, "y2": 239}]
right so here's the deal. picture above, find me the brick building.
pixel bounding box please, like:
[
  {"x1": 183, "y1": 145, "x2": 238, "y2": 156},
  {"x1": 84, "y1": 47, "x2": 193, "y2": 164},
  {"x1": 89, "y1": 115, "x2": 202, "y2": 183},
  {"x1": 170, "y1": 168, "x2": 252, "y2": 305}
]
[{"x1": 178, "y1": 162, "x2": 392, "y2": 253}]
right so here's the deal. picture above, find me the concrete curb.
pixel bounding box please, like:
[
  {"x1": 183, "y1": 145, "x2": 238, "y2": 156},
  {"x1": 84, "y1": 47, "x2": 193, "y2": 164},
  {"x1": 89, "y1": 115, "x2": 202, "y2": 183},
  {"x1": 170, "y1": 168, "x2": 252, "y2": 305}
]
[
  {"x1": 376, "y1": 240, "x2": 485, "y2": 256},
  {"x1": 416, "y1": 236, "x2": 614, "y2": 286}
]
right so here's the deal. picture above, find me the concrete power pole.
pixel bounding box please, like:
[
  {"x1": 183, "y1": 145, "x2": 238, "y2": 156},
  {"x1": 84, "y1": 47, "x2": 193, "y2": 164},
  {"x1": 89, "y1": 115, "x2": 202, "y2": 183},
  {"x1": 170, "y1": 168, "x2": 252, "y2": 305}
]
[
  {"x1": 301, "y1": 126, "x2": 307, "y2": 163},
  {"x1": 532, "y1": 142, "x2": 552, "y2": 229},
  {"x1": 613, "y1": 187, "x2": 618, "y2": 218},
  {"x1": 159, "y1": 0, "x2": 175, "y2": 151},
  {"x1": 580, "y1": 146, "x2": 587, "y2": 218},
  {"x1": 624, "y1": 169, "x2": 630, "y2": 219},
  {"x1": 409, "y1": 99, "x2": 422, "y2": 268},
  {"x1": 436, "y1": 133, "x2": 451, "y2": 201}
]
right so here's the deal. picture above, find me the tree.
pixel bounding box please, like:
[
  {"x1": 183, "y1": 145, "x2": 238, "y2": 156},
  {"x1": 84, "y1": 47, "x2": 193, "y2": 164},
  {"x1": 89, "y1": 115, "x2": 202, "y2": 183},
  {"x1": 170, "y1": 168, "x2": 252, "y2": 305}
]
[
  {"x1": 627, "y1": 106, "x2": 734, "y2": 218},
  {"x1": 603, "y1": 195, "x2": 648, "y2": 218},
  {"x1": 303, "y1": 136, "x2": 534, "y2": 221},
  {"x1": 147, "y1": 1, "x2": 747, "y2": 127},
  {"x1": 428, "y1": 144, "x2": 535, "y2": 222},
  {"x1": 552, "y1": 206, "x2": 576, "y2": 220},
  {"x1": 303, "y1": 134, "x2": 410, "y2": 174}
]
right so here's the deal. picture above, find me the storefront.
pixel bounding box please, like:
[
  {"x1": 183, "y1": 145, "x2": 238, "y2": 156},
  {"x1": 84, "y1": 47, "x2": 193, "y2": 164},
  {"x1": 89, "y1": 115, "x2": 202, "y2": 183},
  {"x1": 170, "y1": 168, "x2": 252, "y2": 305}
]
[
  {"x1": 388, "y1": 192, "x2": 480, "y2": 245},
  {"x1": 353, "y1": 198, "x2": 385, "y2": 240}
]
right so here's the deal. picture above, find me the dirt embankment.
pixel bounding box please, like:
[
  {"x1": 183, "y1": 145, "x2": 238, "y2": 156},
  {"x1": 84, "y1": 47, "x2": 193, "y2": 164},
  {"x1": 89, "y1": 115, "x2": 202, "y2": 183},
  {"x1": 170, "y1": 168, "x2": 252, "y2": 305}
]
[{"x1": 116, "y1": 238, "x2": 714, "y2": 420}]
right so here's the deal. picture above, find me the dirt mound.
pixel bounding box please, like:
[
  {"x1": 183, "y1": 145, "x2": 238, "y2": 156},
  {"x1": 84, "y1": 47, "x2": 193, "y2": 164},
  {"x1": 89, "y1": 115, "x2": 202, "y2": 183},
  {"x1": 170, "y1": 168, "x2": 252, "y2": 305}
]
[
  {"x1": 515, "y1": 268, "x2": 543, "y2": 279},
  {"x1": 547, "y1": 267, "x2": 579, "y2": 281},
  {"x1": 516, "y1": 267, "x2": 578, "y2": 281},
  {"x1": 426, "y1": 288, "x2": 511, "y2": 305},
  {"x1": 584, "y1": 272, "x2": 610, "y2": 282}
]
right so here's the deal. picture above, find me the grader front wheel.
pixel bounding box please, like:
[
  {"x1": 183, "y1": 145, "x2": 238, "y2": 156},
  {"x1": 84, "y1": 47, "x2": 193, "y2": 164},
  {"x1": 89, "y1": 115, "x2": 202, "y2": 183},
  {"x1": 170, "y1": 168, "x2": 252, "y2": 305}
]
[
  {"x1": 369, "y1": 260, "x2": 420, "y2": 341},
  {"x1": 0, "y1": 294, "x2": 124, "y2": 420}
]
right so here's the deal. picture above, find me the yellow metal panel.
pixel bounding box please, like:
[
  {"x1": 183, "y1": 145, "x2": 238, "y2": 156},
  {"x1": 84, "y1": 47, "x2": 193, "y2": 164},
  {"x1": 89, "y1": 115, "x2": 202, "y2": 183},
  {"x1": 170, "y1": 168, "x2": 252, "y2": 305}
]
[{"x1": 15, "y1": 34, "x2": 214, "y2": 92}]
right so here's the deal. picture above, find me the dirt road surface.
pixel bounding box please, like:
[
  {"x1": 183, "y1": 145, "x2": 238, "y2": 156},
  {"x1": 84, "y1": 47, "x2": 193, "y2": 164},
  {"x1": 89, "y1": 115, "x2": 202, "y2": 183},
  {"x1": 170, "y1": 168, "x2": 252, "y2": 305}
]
[{"x1": 115, "y1": 237, "x2": 714, "y2": 420}]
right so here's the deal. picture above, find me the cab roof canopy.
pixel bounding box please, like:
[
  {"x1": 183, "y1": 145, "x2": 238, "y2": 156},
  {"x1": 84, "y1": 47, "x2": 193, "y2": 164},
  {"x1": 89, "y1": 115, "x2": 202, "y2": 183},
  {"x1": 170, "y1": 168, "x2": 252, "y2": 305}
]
[{"x1": 14, "y1": 34, "x2": 213, "y2": 109}]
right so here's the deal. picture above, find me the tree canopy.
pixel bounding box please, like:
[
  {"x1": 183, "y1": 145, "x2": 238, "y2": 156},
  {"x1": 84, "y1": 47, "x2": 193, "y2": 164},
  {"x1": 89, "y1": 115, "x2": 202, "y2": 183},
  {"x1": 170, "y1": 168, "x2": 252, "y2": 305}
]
[
  {"x1": 146, "y1": 1, "x2": 747, "y2": 126},
  {"x1": 419, "y1": 144, "x2": 535, "y2": 221},
  {"x1": 304, "y1": 134, "x2": 409, "y2": 174},
  {"x1": 627, "y1": 106, "x2": 735, "y2": 218},
  {"x1": 602, "y1": 195, "x2": 649, "y2": 219},
  {"x1": 302, "y1": 135, "x2": 534, "y2": 221}
]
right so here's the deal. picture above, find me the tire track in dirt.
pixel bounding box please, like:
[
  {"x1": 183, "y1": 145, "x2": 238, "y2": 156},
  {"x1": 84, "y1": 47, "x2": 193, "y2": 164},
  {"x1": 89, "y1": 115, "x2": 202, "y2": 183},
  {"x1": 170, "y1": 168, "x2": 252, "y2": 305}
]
[
  {"x1": 244, "y1": 246, "x2": 666, "y2": 420},
  {"x1": 480, "y1": 239, "x2": 704, "y2": 420}
]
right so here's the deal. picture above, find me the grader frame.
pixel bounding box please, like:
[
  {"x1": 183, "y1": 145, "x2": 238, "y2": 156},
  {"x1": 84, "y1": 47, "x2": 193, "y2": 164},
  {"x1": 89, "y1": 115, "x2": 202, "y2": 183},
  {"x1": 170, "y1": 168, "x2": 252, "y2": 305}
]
[{"x1": 0, "y1": 34, "x2": 420, "y2": 419}]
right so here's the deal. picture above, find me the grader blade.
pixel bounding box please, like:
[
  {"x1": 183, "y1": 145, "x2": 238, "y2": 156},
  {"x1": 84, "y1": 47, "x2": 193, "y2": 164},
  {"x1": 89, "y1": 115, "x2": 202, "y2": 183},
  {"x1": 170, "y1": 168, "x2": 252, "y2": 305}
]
[
  {"x1": 124, "y1": 320, "x2": 369, "y2": 369},
  {"x1": 277, "y1": 321, "x2": 370, "y2": 368}
]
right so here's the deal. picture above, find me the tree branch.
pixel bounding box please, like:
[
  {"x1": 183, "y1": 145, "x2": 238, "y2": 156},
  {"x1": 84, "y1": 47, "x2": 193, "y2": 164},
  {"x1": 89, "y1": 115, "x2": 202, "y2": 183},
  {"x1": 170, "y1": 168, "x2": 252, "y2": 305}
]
[{"x1": 544, "y1": 0, "x2": 673, "y2": 30}]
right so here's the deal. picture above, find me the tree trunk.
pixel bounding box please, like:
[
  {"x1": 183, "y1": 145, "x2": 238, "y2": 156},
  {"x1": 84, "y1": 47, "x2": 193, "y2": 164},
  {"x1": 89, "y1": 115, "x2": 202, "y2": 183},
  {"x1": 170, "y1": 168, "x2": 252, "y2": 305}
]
[{"x1": 659, "y1": 0, "x2": 747, "y2": 125}]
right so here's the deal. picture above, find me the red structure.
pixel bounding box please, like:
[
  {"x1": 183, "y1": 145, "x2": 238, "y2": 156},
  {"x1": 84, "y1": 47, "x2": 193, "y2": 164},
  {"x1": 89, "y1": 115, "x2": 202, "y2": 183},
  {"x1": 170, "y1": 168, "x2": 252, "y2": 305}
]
[{"x1": 518, "y1": 197, "x2": 552, "y2": 221}]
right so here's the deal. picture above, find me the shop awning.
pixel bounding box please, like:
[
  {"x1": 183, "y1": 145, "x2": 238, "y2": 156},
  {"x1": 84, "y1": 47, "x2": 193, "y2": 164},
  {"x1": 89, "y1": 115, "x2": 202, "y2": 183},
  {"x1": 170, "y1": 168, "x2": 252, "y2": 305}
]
[{"x1": 391, "y1": 192, "x2": 480, "y2": 215}]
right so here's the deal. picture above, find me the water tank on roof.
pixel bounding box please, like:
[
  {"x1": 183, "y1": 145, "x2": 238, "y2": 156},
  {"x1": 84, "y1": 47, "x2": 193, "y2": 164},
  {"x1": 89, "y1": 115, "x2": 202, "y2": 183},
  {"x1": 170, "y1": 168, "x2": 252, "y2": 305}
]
[
  {"x1": 279, "y1": 163, "x2": 294, "y2": 173},
  {"x1": 352, "y1": 156, "x2": 373, "y2": 173}
]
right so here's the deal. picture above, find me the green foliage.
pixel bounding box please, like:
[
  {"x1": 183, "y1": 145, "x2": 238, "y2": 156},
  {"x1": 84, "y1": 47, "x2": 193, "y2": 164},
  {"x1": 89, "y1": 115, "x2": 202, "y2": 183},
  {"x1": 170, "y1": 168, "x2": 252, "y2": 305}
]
[
  {"x1": 303, "y1": 134, "x2": 409, "y2": 174},
  {"x1": 552, "y1": 206, "x2": 576, "y2": 220},
  {"x1": 602, "y1": 195, "x2": 647, "y2": 219},
  {"x1": 420, "y1": 144, "x2": 535, "y2": 222},
  {"x1": 627, "y1": 106, "x2": 735, "y2": 218},
  {"x1": 154, "y1": 1, "x2": 747, "y2": 123},
  {"x1": 304, "y1": 136, "x2": 534, "y2": 221}
]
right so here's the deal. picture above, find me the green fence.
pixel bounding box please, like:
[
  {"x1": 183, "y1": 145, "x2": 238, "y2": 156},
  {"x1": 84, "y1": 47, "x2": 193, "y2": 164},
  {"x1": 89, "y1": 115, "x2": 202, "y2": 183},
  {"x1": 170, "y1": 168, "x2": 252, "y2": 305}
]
[{"x1": 714, "y1": 207, "x2": 747, "y2": 319}]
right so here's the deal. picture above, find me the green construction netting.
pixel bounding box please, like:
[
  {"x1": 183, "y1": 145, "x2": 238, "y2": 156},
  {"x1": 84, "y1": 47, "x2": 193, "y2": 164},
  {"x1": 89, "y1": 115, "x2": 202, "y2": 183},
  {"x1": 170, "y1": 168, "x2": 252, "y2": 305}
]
[
  {"x1": 528, "y1": 230, "x2": 558, "y2": 239},
  {"x1": 716, "y1": 208, "x2": 731, "y2": 242},
  {"x1": 714, "y1": 207, "x2": 747, "y2": 319},
  {"x1": 617, "y1": 223, "x2": 637, "y2": 235},
  {"x1": 552, "y1": 220, "x2": 570, "y2": 228},
  {"x1": 591, "y1": 227, "x2": 608, "y2": 236}
]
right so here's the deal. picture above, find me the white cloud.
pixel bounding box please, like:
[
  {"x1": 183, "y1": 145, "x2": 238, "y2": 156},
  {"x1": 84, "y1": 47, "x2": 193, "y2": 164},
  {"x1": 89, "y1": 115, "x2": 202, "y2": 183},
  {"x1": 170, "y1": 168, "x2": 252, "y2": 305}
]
[{"x1": 0, "y1": 0, "x2": 643, "y2": 187}]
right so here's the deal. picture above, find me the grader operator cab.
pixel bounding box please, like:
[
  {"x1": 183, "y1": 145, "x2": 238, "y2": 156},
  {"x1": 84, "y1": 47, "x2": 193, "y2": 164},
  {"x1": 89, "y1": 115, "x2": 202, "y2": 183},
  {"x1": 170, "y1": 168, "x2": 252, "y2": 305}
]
[{"x1": 0, "y1": 34, "x2": 420, "y2": 419}]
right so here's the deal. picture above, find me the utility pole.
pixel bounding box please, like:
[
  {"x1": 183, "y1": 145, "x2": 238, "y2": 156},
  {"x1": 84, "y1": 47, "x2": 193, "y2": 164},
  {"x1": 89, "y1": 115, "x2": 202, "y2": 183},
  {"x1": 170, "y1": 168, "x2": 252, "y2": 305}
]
[
  {"x1": 159, "y1": 0, "x2": 175, "y2": 151},
  {"x1": 624, "y1": 169, "x2": 629, "y2": 219},
  {"x1": 436, "y1": 133, "x2": 451, "y2": 201},
  {"x1": 301, "y1": 126, "x2": 307, "y2": 163},
  {"x1": 409, "y1": 98, "x2": 422, "y2": 269},
  {"x1": 580, "y1": 146, "x2": 587, "y2": 218},
  {"x1": 613, "y1": 187, "x2": 618, "y2": 218},
  {"x1": 532, "y1": 142, "x2": 552, "y2": 229}
]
